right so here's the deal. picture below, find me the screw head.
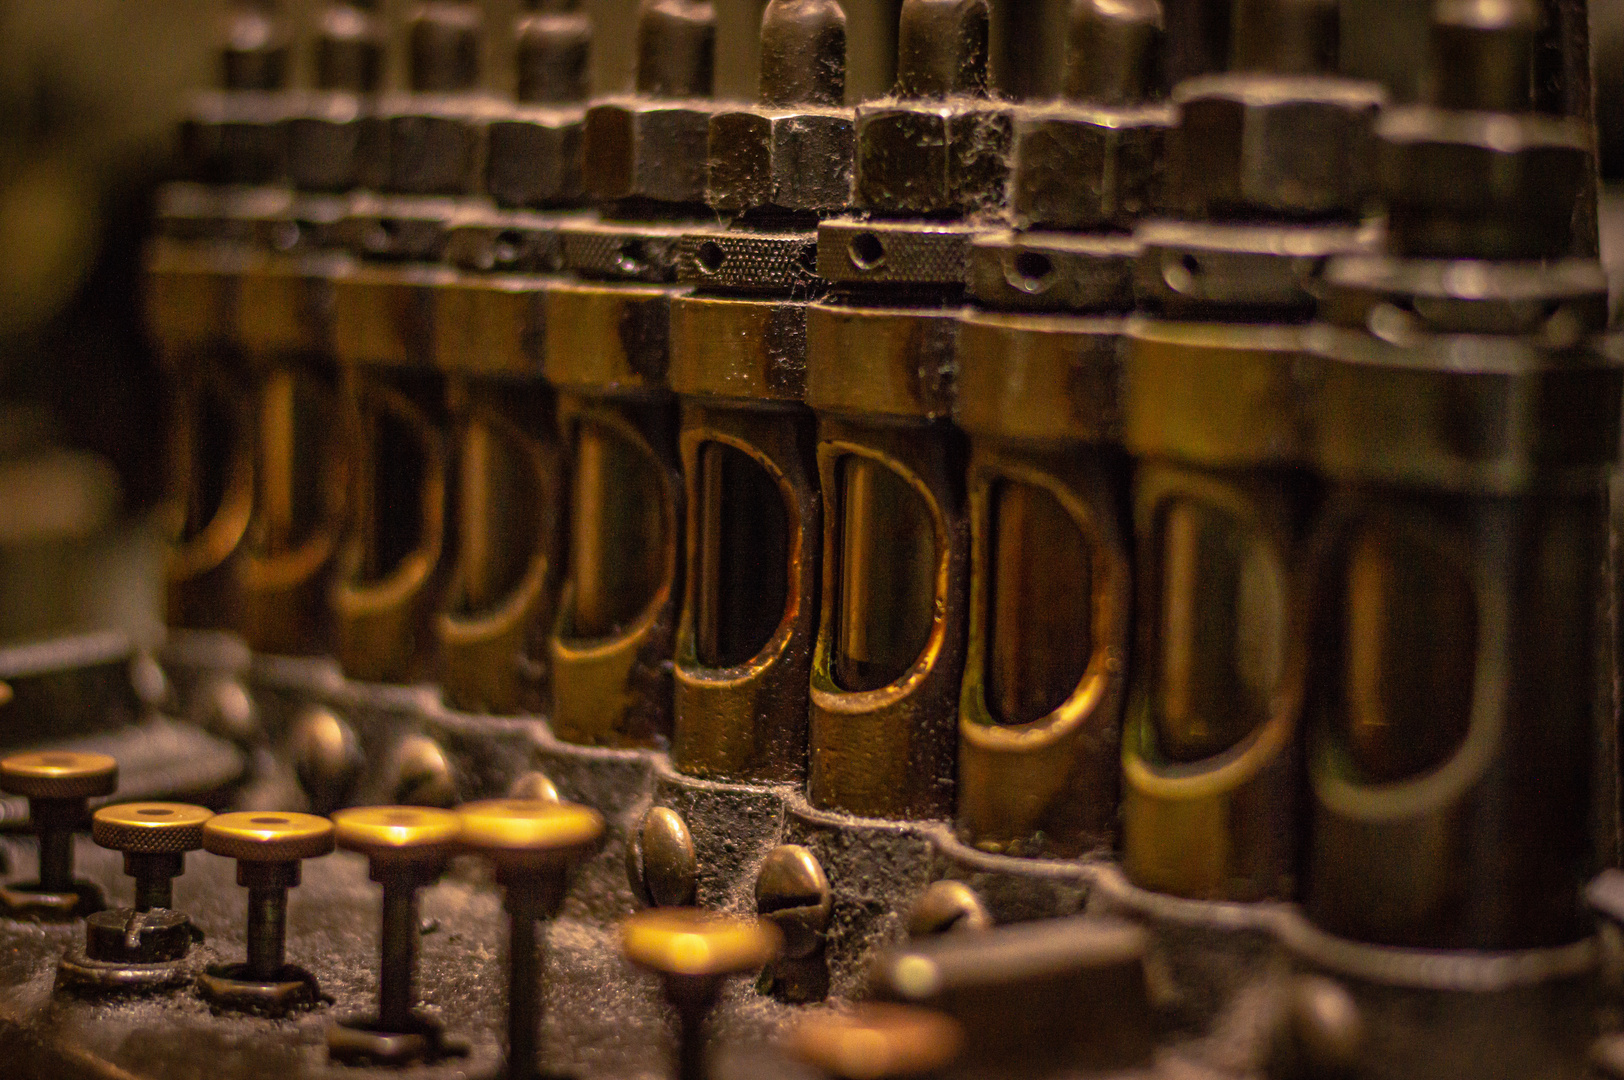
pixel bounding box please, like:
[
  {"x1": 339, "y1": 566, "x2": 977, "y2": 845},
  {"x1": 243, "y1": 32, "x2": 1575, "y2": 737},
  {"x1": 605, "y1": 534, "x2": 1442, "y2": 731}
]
[
  {"x1": 92, "y1": 802, "x2": 213, "y2": 854},
  {"x1": 290, "y1": 707, "x2": 362, "y2": 813},
  {"x1": 332, "y1": 805, "x2": 462, "y2": 866},
  {"x1": 1284, "y1": 975, "x2": 1364, "y2": 1077},
  {"x1": 787, "y1": 1002, "x2": 964, "y2": 1080},
  {"x1": 203, "y1": 811, "x2": 336, "y2": 863},
  {"x1": 0, "y1": 751, "x2": 117, "y2": 800},
  {"x1": 506, "y1": 771, "x2": 560, "y2": 803},
  {"x1": 755, "y1": 845, "x2": 831, "y2": 960},
  {"x1": 907, "y1": 879, "x2": 991, "y2": 937},
  {"x1": 621, "y1": 907, "x2": 781, "y2": 980},
  {"x1": 630, "y1": 806, "x2": 697, "y2": 908},
  {"x1": 386, "y1": 735, "x2": 458, "y2": 808},
  {"x1": 456, "y1": 799, "x2": 605, "y2": 869}
]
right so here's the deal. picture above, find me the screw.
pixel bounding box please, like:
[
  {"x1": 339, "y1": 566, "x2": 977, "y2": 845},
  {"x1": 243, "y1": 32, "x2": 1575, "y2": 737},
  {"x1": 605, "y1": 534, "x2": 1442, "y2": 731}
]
[
  {"x1": 1283, "y1": 975, "x2": 1364, "y2": 1078},
  {"x1": 203, "y1": 811, "x2": 336, "y2": 982},
  {"x1": 759, "y1": 0, "x2": 846, "y2": 107},
  {"x1": 458, "y1": 799, "x2": 605, "y2": 1080},
  {"x1": 506, "y1": 771, "x2": 560, "y2": 802},
  {"x1": 620, "y1": 908, "x2": 781, "y2": 1080},
  {"x1": 907, "y1": 879, "x2": 991, "y2": 937},
  {"x1": 1230, "y1": 0, "x2": 1339, "y2": 75},
  {"x1": 787, "y1": 1002, "x2": 964, "y2": 1079},
  {"x1": 388, "y1": 735, "x2": 458, "y2": 807},
  {"x1": 0, "y1": 751, "x2": 118, "y2": 894},
  {"x1": 755, "y1": 845, "x2": 831, "y2": 960},
  {"x1": 291, "y1": 706, "x2": 362, "y2": 814},
  {"x1": 1065, "y1": 0, "x2": 1163, "y2": 105},
  {"x1": 896, "y1": 0, "x2": 991, "y2": 99},
  {"x1": 635, "y1": 0, "x2": 716, "y2": 98},
  {"x1": 328, "y1": 806, "x2": 463, "y2": 1059},
  {"x1": 92, "y1": 802, "x2": 213, "y2": 912},
  {"x1": 628, "y1": 806, "x2": 697, "y2": 908}
]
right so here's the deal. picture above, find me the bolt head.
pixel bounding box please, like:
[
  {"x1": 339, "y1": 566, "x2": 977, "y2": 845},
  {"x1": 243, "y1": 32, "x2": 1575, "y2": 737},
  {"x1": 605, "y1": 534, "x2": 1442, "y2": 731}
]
[
  {"x1": 487, "y1": 108, "x2": 585, "y2": 208},
  {"x1": 707, "y1": 106, "x2": 854, "y2": 215},
  {"x1": 584, "y1": 99, "x2": 714, "y2": 206},
  {"x1": 1170, "y1": 74, "x2": 1384, "y2": 220},
  {"x1": 907, "y1": 879, "x2": 991, "y2": 937},
  {"x1": 386, "y1": 735, "x2": 458, "y2": 808},
  {"x1": 290, "y1": 706, "x2": 362, "y2": 814},
  {"x1": 754, "y1": 845, "x2": 831, "y2": 960},
  {"x1": 630, "y1": 806, "x2": 697, "y2": 908},
  {"x1": 1012, "y1": 103, "x2": 1172, "y2": 231},
  {"x1": 855, "y1": 100, "x2": 1012, "y2": 217}
]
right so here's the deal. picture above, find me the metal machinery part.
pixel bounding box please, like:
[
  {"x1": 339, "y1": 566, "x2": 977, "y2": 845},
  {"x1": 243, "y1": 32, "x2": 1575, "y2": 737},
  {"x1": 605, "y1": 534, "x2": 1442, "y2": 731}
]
[{"x1": 0, "y1": 0, "x2": 1620, "y2": 1078}]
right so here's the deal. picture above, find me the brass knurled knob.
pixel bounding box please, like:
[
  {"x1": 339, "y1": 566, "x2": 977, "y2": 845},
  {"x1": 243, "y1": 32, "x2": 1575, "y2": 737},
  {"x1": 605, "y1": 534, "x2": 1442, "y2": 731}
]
[
  {"x1": 204, "y1": 811, "x2": 336, "y2": 863},
  {"x1": 1, "y1": 751, "x2": 117, "y2": 800},
  {"x1": 1, "y1": 750, "x2": 119, "y2": 899},
  {"x1": 621, "y1": 907, "x2": 782, "y2": 980},
  {"x1": 787, "y1": 1003, "x2": 965, "y2": 1080},
  {"x1": 93, "y1": 802, "x2": 213, "y2": 912},
  {"x1": 457, "y1": 798, "x2": 604, "y2": 1080},
  {"x1": 622, "y1": 907, "x2": 783, "y2": 1080},
  {"x1": 333, "y1": 805, "x2": 461, "y2": 864}
]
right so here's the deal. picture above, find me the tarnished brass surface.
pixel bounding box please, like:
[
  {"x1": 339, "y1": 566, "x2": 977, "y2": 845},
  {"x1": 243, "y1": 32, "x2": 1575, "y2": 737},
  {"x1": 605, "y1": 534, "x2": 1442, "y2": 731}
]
[
  {"x1": 805, "y1": 304, "x2": 960, "y2": 421},
  {"x1": 0, "y1": 752, "x2": 119, "y2": 800},
  {"x1": 673, "y1": 402, "x2": 818, "y2": 783},
  {"x1": 91, "y1": 803, "x2": 213, "y2": 854},
  {"x1": 668, "y1": 295, "x2": 810, "y2": 403},
  {"x1": 808, "y1": 418, "x2": 967, "y2": 821},
  {"x1": 549, "y1": 395, "x2": 683, "y2": 747}
]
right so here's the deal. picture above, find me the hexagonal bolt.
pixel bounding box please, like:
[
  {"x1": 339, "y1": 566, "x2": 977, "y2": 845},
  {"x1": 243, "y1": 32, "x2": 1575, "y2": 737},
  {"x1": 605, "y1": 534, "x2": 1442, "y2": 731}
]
[
  {"x1": 788, "y1": 1003, "x2": 965, "y2": 1080},
  {"x1": 459, "y1": 799, "x2": 605, "y2": 1080},
  {"x1": 1065, "y1": 0, "x2": 1163, "y2": 106},
  {"x1": 1427, "y1": 0, "x2": 1539, "y2": 112},
  {"x1": 222, "y1": 1, "x2": 291, "y2": 91},
  {"x1": 409, "y1": 1, "x2": 482, "y2": 93},
  {"x1": 314, "y1": 2, "x2": 386, "y2": 93},
  {"x1": 1230, "y1": 0, "x2": 1339, "y2": 76},
  {"x1": 515, "y1": 2, "x2": 591, "y2": 105},
  {"x1": 760, "y1": 0, "x2": 847, "y2": 107},
  {"x1": 627, "y1": 806, "x2": 698, "y2": 907},
  {"x1": 0, "y1": 751, "x2": 118, "y2": 895},
  {"x1": 896, "y1": 0, "x2": 991, "y2": 99},
  {"x1": 705, "y1": 0, "x2": 852, "y2": 215},
  {"x1": 636, "y1": 0, "x2": 717, "y2": 99},
  {"x1": 754, "y1": 845, "x2": 832, "y2": 960},
  {"x1": 621, "y1": 908, "x2": 781, "y2": 1080}
]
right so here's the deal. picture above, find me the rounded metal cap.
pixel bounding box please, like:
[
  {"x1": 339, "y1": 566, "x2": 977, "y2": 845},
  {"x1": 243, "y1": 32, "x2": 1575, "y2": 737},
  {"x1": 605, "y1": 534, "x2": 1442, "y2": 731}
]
[
  {"x1": 620, "y1": 907, "x2": 781, "y2": 978},
  {"x1": 456, "y1": 799, "x2": 605, "y2": 863},
  {"x1": 203, "y1": 811, "x2": 336, "y2": 863},
  {"x1": 0, "y1": 751, "x2": 118, "y2": 800},
  {"x1": 333, "y1": 805, "x2": 462, "y2": 862},
  {"x1": 787, "y1": 1003, "x2": 964, "y2": 1079},
  {"x1": 93, "y1": 803, "x2": 213, "y2": 854}
]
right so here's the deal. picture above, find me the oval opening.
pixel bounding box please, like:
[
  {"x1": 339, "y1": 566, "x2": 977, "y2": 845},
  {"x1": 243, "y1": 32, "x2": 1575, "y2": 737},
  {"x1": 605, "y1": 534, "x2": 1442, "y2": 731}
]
[
  {"x1": 1150, "y1": 498, "x2": 1285, "y2": 762},
  {"x1": 567, "y1": 419, "x2": 666, "y2": 639},
  {"x1": 693, "y1": 443, "x2": 790, "y2": 669},
  {"x1": 847, "y1": 232, "x2": 887, "y2": 271},
  {"x1": 986, "y1": 482, "x2": 1097, "y2": 725},
  {"x1": 833, "y1": 457, "x2": 936, "y2": 693},
  {"x1": 1338, "y1": 520, "x2": 1476, "y2": 783},
  {"x1": 247, "y1": 368, "x2": 337, "y2": 558},
  {"x1": 178, "y1": 379, "x2": 242, "y2": 544},
  {"x1": 356, "y1": 389, "x2": 428, "y2": 586},
  {"x1": 1008, "y1": 251, "x2": 1056, "y2": 294},
  {"x1": 695, "y1": 240, "x2": 726, "y2": 275}
]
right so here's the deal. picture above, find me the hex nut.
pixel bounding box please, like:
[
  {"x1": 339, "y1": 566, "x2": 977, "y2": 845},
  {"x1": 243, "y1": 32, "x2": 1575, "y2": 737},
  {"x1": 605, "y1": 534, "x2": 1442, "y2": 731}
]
[
  {"x1": 1011, "y1": 103, "x2": 1173, "y2": 231},
  {"x1": 1169, "y1": 74, "x2": 1384, "y2": 220},
  {"x1": 707, "y1": 107, "x2": 854, "y2": 215},
  {"x1": 486, "y1": 107, "x2": 585, "y2": 208},
  {"x1": 855, "y1": 99, "x2": 1013, "y2": 218},
  {"x1": 285, "y1": 95, "x2": 388, "y2": 192},
  {"x1": 585, "y1": 98, "x2": 715, "y2": 206},
  {"x1": 384, "y1": 100, "x2": 488, "y2": 196},
  {"x1": 1377, "y1": 106, "x2": 1591, "y2": 260}
]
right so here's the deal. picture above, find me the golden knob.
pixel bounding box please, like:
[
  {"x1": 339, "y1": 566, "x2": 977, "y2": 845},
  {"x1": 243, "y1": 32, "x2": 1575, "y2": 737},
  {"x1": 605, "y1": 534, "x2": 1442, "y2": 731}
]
[
  {"x1": 787, "y1": 1003, "x2": 964, "y2": 1080},
  {"x1": 621, "y1": 907, "x2": 782, "y2": 980},
  {"x1": 203, "y1": 811, "x2": 336, "y2": 863},
  {"x1": 0, "y1": 750, "x2": 117, "y2": 800},
  {"x1": 93, "y1": 802, "x2": 213, "y2": 911}
]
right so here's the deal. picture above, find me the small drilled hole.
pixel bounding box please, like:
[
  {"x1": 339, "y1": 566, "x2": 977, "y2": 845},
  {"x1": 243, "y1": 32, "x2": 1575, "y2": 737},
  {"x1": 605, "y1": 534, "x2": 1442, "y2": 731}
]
[
  {"x1": 493, "y1": 229, "x2": 525, "y2": 266},
  {"x1": 848, "y1": 232, "x2": 886, "y2": 271},
  {"x1": 1009, "y1": 251, "x2": 1056, "y2": 293},
  {"x1": 137, "y1": 809, "x2": 173, "y2": 817},
  {"x1": 696, "y1": 241, "x2": 726, "y2": 274},
  {"x1": 616, "y1": 240, "x2": 647, "y2": 275},
  {"x1": 40, "y1": 755, "x2": 74, "y2": 766},
  {"x1": 251, "y1": 816, "x2": 288, "y2": 825}
]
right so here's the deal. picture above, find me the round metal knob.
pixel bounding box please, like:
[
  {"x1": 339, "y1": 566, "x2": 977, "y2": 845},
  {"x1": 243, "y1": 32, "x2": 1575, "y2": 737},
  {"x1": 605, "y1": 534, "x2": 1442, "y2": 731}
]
[
  {"x1": 93, "y1": 802, "x2": 213, "y2": 912},
  {"x1": 203, "y1": 811, "x2": 337, "y2": 863},
  {"x1": 333, "y1": 805, "x2": 461, "y2": 866},
  {"x1": 457, "y1": 798, "x2": 604, "y2": 869},
  {"x1": 1, "y1": 751, "x2": 117, "y2": 800},
  {"x1": 621, "y1": 907, "x2": 781, "y2": 980},
  {"x1": 787, "y1": 1003, "x2": 965, "y2": 1079}
]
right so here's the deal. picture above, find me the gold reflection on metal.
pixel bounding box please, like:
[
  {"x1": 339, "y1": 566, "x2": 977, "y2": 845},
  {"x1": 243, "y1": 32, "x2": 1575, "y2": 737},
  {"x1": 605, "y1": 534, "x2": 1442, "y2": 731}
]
[
  {"x1": 834, "y1": 455, "x2": 937, "y2": 694},
  {"x1": 166, "y1": 364, "x2": 255, "y2": 629}
]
